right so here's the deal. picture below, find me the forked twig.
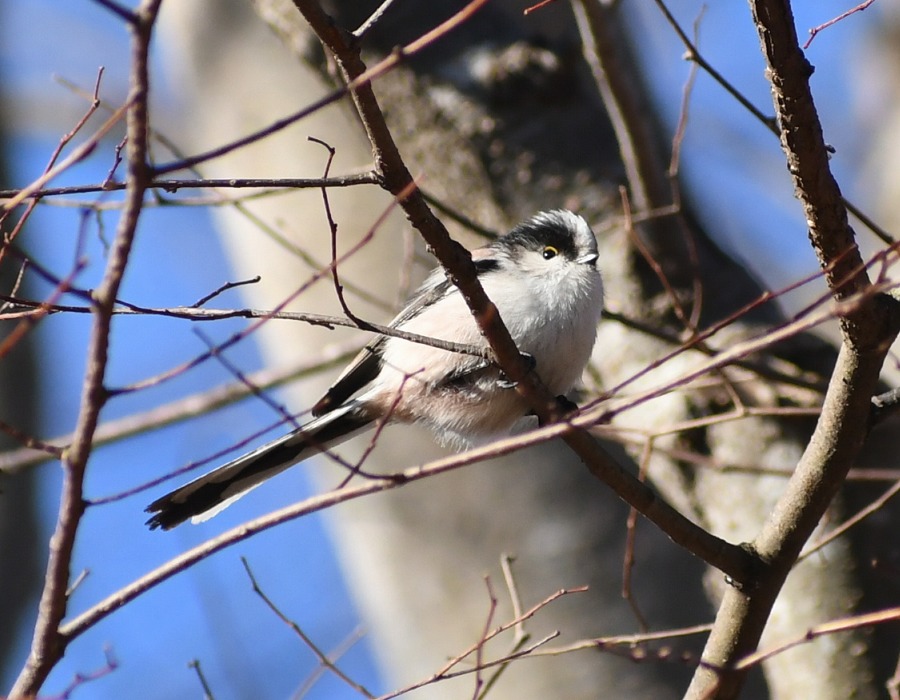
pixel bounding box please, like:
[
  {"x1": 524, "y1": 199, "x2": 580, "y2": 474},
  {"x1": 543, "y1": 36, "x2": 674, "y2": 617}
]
[
  {"x1": 10, "y1": 2, "x2": 163, "y2": 696},
  {"x1": 241, "y1": 557, "x2": 375, "y2": 697},
  {"x1": 803, "y1": 0, "x2": 876, "y2": 49}
]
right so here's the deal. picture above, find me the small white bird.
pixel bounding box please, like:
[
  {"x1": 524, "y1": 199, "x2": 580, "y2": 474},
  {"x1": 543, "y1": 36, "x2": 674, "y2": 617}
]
[{"x1": 146, "y1": 210, "x2": 604, "y2": 529}]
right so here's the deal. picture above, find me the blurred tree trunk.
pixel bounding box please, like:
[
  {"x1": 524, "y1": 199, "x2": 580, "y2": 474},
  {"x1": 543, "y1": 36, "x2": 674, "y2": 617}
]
[{"x1": 158, "y1": 1, "x2": 892, "y2": 697}]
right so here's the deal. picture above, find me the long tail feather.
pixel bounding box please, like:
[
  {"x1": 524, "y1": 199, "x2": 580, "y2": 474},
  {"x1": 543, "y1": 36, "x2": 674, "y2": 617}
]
[{"x1": 145, "y1": 402, "x2": 373, "y2": 530}]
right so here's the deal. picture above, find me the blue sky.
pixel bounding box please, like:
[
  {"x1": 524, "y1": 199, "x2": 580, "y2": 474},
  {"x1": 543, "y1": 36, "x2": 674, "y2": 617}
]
[{"x1": 2, "y1": 3, "x2": 381, "y2": 698}]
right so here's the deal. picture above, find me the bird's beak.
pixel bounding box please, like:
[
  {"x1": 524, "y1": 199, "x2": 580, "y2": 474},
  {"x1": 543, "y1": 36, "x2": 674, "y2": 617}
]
[{"x1": 577, "y1": 252, "x2": 599, "y2": 266}]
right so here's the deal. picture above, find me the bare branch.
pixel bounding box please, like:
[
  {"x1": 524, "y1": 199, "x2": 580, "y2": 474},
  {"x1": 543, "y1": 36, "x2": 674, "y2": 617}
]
[
  {"x1": 292, "y1": 0, "x2": 754, "y2": 586},
  {"x1": 91, "y1": 0, "x2": 136, "y2": 23},
  {"x1": 187, "y1": 659, "x2": 215, "y2": 700},
  {"x1": 736, "y1": 606, "x2": 900, "y2": 671},
  {"x1": 803, "y1": 0, "x2": 876, "y2": 49},
  {"x1": 58, "y1": 432, "x2": 588, "y2": 642},
  {"x1": 10, "y1": 2, "x2": 163, "y2": 696},
  {"x1": 352, "y1": 0, "x2": 401, "y2": 39},
  {"x1": 0, "y1": 341, "x2": 360, "y2": 475},
  {"x1": 241, "y1": 557, "x2": 375, "y2": 697},
  {"x1": 684, "y1": 0, "x2": 900, "y2": 695},
  {"x1": 153, "y1": 0, "x2": 490, "y2": 176},
  {"x1": 0, "y1": 173, "x2": 381, "y2": 201},
  {"x1": 376, "y1": 586, "x2": 583, "y2": 700},
  {"x1": 651, "y1": 0, "x2": 895, "y2": 246},
  {"x1": 3, "y1": 103, "x2": 129, "y2": 211},
  {"x1": 799, "y1": 476, "x2": 900, "y2": 561}
]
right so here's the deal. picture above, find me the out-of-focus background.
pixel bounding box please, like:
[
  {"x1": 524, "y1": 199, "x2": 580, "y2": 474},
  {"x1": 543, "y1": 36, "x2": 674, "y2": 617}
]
[{"x1": 2, "y1": 1, "x2": 896, "y2": 698}]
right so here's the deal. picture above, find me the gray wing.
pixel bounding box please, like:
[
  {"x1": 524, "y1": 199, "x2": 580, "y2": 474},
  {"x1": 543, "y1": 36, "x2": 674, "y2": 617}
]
[
  {"x1": 312, "y1": 339, "x2": 385, "y2": 416},
  {"x1": 312, "y1": 254, "x2": 499, "y2": 416}
]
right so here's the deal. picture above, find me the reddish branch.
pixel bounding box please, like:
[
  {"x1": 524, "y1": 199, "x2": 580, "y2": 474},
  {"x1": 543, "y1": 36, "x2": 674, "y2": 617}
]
[
  {"x1": 652, "y1": 0, "x2": 894, "y2": 246},
  {"x1": 8, "y1": 2, "x2": 162, "y2": 697},
  {"x1": 803, "y1": 0, "x2": 876, "y2": 49},
  {"x1": 685, "y1": 1, "x2": 900, "y2": 698},
  {"x1": 0, "y1": 173, "x2": 380, "y2": 200},
  {"x1": 291, "y1": 0, "x2": 754, "y2": 583}
]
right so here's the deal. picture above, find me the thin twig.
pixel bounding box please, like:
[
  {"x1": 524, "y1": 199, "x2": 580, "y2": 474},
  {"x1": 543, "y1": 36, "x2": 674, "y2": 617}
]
[
  {"x1": 595, "y1": 245, "x2": 897, "y2": 412},
  {"x1": 798, "y1": 477, "x2": 900, "y2": 561},
  {"x1": 532, "y1": 622, "x2": 713, "y2": 657},
  {"x1": 376, "y1": 586, "x2": 584, "y2": 700},
  {"x1": 192, "y1": 276, "x2": 261, "y2": 308},
  {"x1": 0, "y1": 341, "x2": 359, "y2": 475},
  {"x1": 586, "y1": 283, "x2": 889, "y2": 427},
  {"x1": 102, "y1": 193, "x2": 430, "y2": 395},
  {"x1": 292, "y1": 626, "x2": 368, "y2": 699},
  {"x1": 472, "y1": 577, "x2": 499, "y2": 700},
  {"x1": 421, "y1": 190, "x2": 499, "y2": 240},
  {"x1": 0, "y1": 258, "x2": 86, "y2": 360},
  {"x1": 477, "y1": 555, "x2": 533, "y2": 698},
  {"x1": 619, "y1": 186, "x2": 691, "y2": 328},
  {"x1": 651, "y1": 0, "x2": 894, "y2": 246},
  {"x1": 523, "y1": 0, "x2": 559, "y2": 15},
  {"x1": 500, "y1": 554, "x2": 526, "y2": 645},
  {"x1": 338, "y1": 371, "x2": 419, "y2": 485},
  {"x1": 308, "y1": 136, "x2": 355, "y2": 321},
  {"x1": 0, "y1": 418, "x2": 65, "y2": 465},
  {"x1": 870, "y1": 386, "x2": 900, "y2": 426},
  {"x1": 667, "y1": 6, "x2": 703, "y2": 180},
  {"x1": 3, "y1": 102, "x2": 129, "y2": 211},
  {"x1": 194, "y1": 328, "x2": 297, "y2": 427},
  {"x1": 241, "y1": 557, "x2": 375, "y2": 697},
  {"x1": 57, "y1": 647, "x2": 119, "y2": 700},
  {"x1": 0, "y1": 67, "x2": 106, "y2": 264},
  {"x1": 101, "y1": 135, "x2": 127, "y2": 187},
  {"x1": 59, "y1": 429, "x2": 592, "y2": 643},
  {"x1": 0, "y1": 173, "x2": 381, "y2": 201},
  {"x1": 91, "y1": 0, "x2": 136, "y2": 23},
  {"x1": 153, "y1": 0, "x2": 490, "y2": 176},
  {"x1": 803, "y1": 0, "x2": 876, "y2": 49},
  {"x1": 735, "y1": 606, "x2": 900, "y2": 671},
  {"x1": 187, "y1": 659, "x2": 215, "y2": 700},
  {"x1": 40, "y1": 70, "x2": 388, "y2": 315},
  {"x1": 0, "y1": 299, "x2": 489, "y2": 381},
  {"x1": 622, "y1": 439, "x2": 652, "y2": 633},
  {"x1": 9, "y1": 3, "x2": 162, "y2": 696},
  {"x1": 353, "y1": 0, "x2": 401, "y2": 38}
]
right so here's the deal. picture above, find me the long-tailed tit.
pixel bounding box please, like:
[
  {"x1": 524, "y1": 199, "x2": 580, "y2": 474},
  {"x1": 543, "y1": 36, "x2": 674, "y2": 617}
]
[{"x1": 146, "y1": 210, "x2": 604, "y2": 529}]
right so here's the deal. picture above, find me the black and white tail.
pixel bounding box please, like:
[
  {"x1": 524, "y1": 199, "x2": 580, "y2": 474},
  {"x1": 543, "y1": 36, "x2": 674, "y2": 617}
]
[{"x1": 145, "y1": 402, "x2": 373, "y2": 530}]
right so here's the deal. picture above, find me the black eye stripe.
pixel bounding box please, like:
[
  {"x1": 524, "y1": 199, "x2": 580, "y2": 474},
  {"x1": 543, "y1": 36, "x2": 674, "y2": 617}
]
[
  {"x1": 474, "y1": 258, "x2": 502, "y2": 274},
  {"x1": 499, "y1": 218, "x2": 580, "y2": 258}
]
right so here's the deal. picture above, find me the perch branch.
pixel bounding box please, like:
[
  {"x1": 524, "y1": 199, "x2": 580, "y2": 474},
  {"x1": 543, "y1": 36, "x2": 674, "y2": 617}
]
[{"x1": 292, "y1": 0, "x2": 754, "y2": 582}]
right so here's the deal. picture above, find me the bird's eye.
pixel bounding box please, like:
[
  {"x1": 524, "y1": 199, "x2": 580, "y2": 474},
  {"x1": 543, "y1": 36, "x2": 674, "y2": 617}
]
[{"x1": 542, "y1": 246, "x2": 559, "y2": 260}]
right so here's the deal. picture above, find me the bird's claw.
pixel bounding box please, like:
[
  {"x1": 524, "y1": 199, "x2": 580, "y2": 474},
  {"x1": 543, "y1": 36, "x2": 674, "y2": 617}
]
[
  {"x1": 537, "y1": 395, "x2": 580, "y2": 427},
  {"x1": 496, "y1": 353, "x2": 536, "y2": 389}
]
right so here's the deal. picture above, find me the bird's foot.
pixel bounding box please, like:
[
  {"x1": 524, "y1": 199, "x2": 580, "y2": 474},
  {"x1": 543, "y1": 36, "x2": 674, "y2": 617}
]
[{"x1": 496, "y1": 352, "x2": 536, "y2": 389}]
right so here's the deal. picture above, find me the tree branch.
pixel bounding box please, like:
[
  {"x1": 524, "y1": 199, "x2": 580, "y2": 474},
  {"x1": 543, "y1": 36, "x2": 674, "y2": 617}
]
[
  {"x1": 0, "y1": 173, "x2": 381, "y2": 201},
  {"x1": 57, "y1": 423, "x2": 589, "y2": 642},
  {"x1": 685, "y1": 1, "x2": 900, "y2": 696},
  {"x1": 291, "y1": 0, "x2": 755, "y2": 583},
  {"x1": 9, "y1": 2, "x2": 162, "y2": 696}
]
